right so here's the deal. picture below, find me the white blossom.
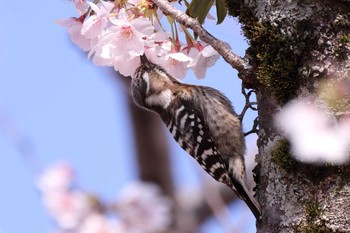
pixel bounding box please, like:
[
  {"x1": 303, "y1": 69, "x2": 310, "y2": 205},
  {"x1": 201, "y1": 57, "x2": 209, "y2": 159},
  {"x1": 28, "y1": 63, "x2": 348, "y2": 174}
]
[
  {"x1": 43, "y1": 191, "x2": 92, "y2": 229},
  {"x1": 188, "y1": 43, "x2": 220, "y2": 79},
  {"x1": 145, "y1": 41, "x2": 192, "y2": 79},
  {"x1": 89, "y1": 12, "x2": 154, "y2": 76},
  {"x1": 78, "y1": 214, "x2": 131, "y2": 233},
  {"x1": 161, "y1": 52, "x2": 192, "y2": 80},
  {"x1": 275, "y1": 99, "x2": 350, "y2": 164},
  {"x1": 56, "y1": 17, "x2": 91, "y2": 51},
  {"x1": 73, "y1": 0, "x2": 88, "y2": 15},
  {"x1": 37, "y1": 162, "x2": 74, "y2": 193},
  {"x1": 57, "y1": 0, "x2": 223, "y2": 80},
  {"x1": 81, "y1": 1, "x2": 115, "y2": 39},
  {"x1": 116, "y1": 181, "x2": 172, "y2": 233}
]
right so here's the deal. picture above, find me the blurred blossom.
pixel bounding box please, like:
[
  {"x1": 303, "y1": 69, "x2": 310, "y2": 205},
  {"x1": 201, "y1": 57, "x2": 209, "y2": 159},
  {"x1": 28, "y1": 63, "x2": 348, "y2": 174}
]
[
  {"x1": 43, "y1": 191, "x2": 92, "y2": 229},
  {"x1": 318, "y1": 78, "x2": 350, "y2": 116},
  {"x1": 38, "y1": 161, "x2": 173, "y2": 232},
  {"x1": 78, "y1": 214, "x2": 126, "y2": 233},
  {"x1": 128, "y1": 0, "x2": 142, "y2": 5},
  {"x1": 275, "y1": 99, "x2": 350, "y2": 164},
  {"x1": 176, "y1": 187, "x2": 202, "y2": 210},
  {"x1": 37, "y1": 162, "x2": 74, "y2": 193},
  {"x1": 116, "y1": 181, "x2": 172, "y2": 233}
]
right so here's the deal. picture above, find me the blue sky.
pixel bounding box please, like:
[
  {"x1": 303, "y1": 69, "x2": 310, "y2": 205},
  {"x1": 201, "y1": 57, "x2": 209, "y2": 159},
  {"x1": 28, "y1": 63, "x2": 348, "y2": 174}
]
[{"x1": 0, "y1": 1, "x2": 256, "y2": 232}]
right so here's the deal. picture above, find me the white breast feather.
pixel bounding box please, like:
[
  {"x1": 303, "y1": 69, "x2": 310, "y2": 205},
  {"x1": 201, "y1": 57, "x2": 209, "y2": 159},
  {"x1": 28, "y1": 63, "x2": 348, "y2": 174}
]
[
  {"x1": 145, "y1": 89, "x2": 173, "y2": 109},
  {"x1": 142, "y1": 73, "x2": 150, "y2": 93}
]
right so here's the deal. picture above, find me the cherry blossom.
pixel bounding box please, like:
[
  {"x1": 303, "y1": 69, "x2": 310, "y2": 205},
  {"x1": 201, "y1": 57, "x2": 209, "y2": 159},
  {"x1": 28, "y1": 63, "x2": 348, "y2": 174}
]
[
  {"x1": 43, "y1": 191, "x2": 92, "y2": 229},
  {"x1": 127, "y1": 0, "x2": 142, "y2": 6},
  {"x1": 81, "y1": 1, "x2": 115, "y2": 39},
  {"x1": 56, "y1": 17, "x2": 91, "y2": 51},
  {"x1": 38, "y1": 160, "x2": 173, "y2": 232},
  {"x1": 89, "y1": 14, "x2": 154, "y2": 76},
  {"x1": 144, "y1": 31, "x2": 170, "y2": 47},
  {"x1": 144, "y1": 40, "x2": 169, "y2": 64},
  {"x1": 113, "y1": 55, "x2": 141, "y2": 77},
  {"x1": 160, "y1": 52, "x2": 192, "y2": 80},
  {"x1": 145, "y1": 41, "x2": 192, "y2": 79},
  {"x1": 58, "y1": 0, "x2": 223, "y2": 80},
  {"x1": 275, "y1": 99, "x2": 350, "y2": 164},
  {"x1": 78, "y1": 214, "x2": 128, "y2": 233},
  {"x1": 116, "y1": 182, "x2": 172, "y2": 233},
  {"x1": 150, "y1": 8, "x2": 165, "y2": 32},
  {"x1": 74, "y1": 0, "x2": 88, "y2": 15},
  {"x1": 107, "y1": 16, "x2": 154, "y2": 57},
  {"x1": 88, "y1": 38, "x2": 113, "y2": 67},
  {"x1": 37, "y1": 162, "x2": 74, "y2": 193},
  {"x1": 188, "y1": 43, "x2": 220, "y2": 79}
]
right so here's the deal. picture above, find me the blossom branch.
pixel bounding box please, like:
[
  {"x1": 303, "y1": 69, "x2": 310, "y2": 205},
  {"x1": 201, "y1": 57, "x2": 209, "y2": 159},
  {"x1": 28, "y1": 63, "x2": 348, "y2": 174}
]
[
  {"x1": 151, "y1": 0, "x2": 255, "y2": 85},
  {"x1": 195, "y1": 185, "x2": 237, "y2": 227},
  {"x1": 194, "y1": 153, "x2": 258, "y2": 224},
  {"x1": 0, "y1": 104, "x2": 41, "y2": 174}
]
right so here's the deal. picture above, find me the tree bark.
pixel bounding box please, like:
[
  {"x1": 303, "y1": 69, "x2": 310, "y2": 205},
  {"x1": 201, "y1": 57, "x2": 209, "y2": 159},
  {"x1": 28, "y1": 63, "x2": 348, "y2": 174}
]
[{"x1": 226, "y1": 0, "x2": 350, "y2": 232}]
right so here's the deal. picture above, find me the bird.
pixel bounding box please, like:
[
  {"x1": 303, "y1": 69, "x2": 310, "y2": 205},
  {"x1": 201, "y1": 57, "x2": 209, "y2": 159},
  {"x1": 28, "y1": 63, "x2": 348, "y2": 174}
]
[{"x1": 131, "y1": 54, "x2": 261, "y2": 219}]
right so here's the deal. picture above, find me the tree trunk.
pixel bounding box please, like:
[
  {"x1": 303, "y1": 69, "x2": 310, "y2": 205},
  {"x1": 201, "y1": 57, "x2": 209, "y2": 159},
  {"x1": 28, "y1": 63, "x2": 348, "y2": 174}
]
[{"x1": 226, "y1": 1, "x2": 350, "y2": 232}]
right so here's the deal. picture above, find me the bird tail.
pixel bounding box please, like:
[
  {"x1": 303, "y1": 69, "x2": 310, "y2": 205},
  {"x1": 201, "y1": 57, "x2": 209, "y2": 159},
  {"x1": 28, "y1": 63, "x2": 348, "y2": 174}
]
[{"x1": 231, "y1": 177, "x2": 262, "y2": 220}]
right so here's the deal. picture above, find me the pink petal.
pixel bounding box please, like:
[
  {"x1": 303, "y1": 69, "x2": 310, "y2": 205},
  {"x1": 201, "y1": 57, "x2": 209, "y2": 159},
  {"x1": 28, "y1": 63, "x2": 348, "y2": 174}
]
[
  {"x1": 113, "y1": 55, "x2": 140, "y2": 77},
  {"x1": 131, "y1": 17, "x2": 154, "y2": 36},
  {"x1": 74, "y1": 0, "x2": 88, "y2": 15},
  {"x1": 55, "y1": 17, "x2": 77, "y2": 27},
  {"x1": 81, "y1": 15, "x2": 101, "y2": 39}
]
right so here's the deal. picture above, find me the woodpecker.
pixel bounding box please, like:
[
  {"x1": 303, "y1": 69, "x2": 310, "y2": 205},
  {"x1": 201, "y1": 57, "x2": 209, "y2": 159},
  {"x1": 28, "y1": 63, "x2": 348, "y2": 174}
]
[{"x1": 131, "y1": 55, "x2": 261, "y2": 219}]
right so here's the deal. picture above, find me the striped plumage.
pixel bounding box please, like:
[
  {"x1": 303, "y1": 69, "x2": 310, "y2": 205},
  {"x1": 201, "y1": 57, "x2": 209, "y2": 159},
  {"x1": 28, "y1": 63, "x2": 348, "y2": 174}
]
[
  {"x1": 164, "y1": 95, "x2": 232, "y2": 186},
  {"x1": 131, "y1": 55, "x2": 261, "y2": 219}
]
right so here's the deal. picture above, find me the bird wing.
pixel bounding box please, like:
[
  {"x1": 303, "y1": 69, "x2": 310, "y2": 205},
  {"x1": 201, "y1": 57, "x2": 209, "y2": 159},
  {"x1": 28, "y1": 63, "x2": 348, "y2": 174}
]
[
  {"x1": 191, "y1": 87, "x2": 262, "y2": 219},
  {"x1": 159, "y1": 97, "x2": 232, "y2": 186}
]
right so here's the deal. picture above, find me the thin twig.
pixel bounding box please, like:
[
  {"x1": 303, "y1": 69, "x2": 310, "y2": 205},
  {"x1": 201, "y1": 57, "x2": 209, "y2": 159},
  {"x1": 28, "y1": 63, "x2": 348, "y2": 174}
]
[
  {"x1": 244, "y1": 117, "x2": 259, "y2": 137},
  {"x1": 0, "y1": 104, "x2": 42, "y2": 175},
  {"x1": 201, "y1": 178, "x2": 240, "y2": 233},
  {"x1": 239, "y1": 87, "x2": 258, "y2": 121},
  {"x1": 239, "y1": 102, "x2": 258, "y2": 121},
  {"x1": 193, "y1": 154, "x2": 259, "y2": 225},
  {"x1": 151, "y1": 0, "x2": 255, "y2": 85}
]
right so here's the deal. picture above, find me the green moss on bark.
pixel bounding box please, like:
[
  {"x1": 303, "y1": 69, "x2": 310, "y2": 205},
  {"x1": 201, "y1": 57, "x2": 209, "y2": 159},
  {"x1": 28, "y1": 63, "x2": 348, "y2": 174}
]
[
  {"x1": 333, "y1": 32, "x2": 350, "y2": 60},
  {"x1": 225, "y1": 1, "x2": 313, "y2": 104},
  {"x1": 297, "y1": 200, "x2": 343, "y2": 233},
  {"x1": 271, "y1": 139, "x2": 296, "y2": 172},
  {"x1": 252, "y1": 23, "x2": 305, "y2": 104}
]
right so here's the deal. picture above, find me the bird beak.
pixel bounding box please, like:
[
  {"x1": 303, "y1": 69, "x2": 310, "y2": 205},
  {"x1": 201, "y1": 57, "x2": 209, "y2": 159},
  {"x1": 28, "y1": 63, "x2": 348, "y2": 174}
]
[{"x1": 140, "y1": 54, "x2": 150, "y2": 64}]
